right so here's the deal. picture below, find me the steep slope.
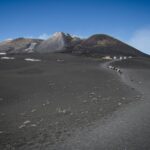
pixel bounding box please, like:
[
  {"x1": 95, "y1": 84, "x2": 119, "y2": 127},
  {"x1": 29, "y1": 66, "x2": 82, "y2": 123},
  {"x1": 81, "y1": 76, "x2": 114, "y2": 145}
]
[
  {"x1": 0, "y1": 38, "x2": 42, "y2": 54},
  {"x1": 35, "y1": 32, "x2": 81, "y2": 53},
  {"x1": 70, "y1": 34, "x2": 148, "y2": 57},
  {"x1": 0, "y1": 33, "x2": 148, "y2": 57}
]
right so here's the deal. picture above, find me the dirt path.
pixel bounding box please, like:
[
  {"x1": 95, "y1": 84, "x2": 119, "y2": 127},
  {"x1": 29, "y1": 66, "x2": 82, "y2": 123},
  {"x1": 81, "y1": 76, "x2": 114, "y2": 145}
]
[{"x1": 56, "y1": 59, "x2": 150, "y2": 150}]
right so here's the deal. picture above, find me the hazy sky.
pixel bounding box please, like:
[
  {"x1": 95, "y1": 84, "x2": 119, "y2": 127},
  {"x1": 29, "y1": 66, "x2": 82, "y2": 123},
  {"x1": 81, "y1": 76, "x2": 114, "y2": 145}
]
[{"x1": 0, "y1": 0, "x2": 150, "y2": 54}]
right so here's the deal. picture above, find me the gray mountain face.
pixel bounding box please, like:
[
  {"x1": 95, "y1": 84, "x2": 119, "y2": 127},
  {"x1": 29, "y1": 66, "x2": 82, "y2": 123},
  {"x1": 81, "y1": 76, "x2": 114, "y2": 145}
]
[
  {"x1": 35, "y1": 32, "x2": 81, "y2": 53},
  {"x1": 0, "y1": 38, "x2": 42, "y2": 54},
  {"x1": 35, "y1": 32, "x2": 66, "y2": 53},
  {"x1": 0, "y1": 32, "x2": 148, "y2": 57}
]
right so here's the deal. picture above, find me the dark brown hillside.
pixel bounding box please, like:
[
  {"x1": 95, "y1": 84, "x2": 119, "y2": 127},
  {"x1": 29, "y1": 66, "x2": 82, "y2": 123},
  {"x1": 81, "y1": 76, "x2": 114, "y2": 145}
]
[{"x1": 70, "y1": 34, "x2": 148, "y2": 57}]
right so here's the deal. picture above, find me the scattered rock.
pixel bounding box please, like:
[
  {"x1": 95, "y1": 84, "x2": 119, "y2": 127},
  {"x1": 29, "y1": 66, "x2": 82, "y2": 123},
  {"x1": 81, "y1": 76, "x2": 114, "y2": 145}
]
[
  {"x1": 85, "y1": 111, "x2": 88, "y2": 114},
  {"x1": 46, "y1": 100, "x2": 50, "y2": 105},
  {"x1": 81, "y1": 111, "x2": 88, "y2": 114},
  {"x1": 89, "y1": 92, "x2": 95, "y2": 95},
  {"x1": 49, "y1": 82, "x2": 55, "y2": 86},
  {"x1": 0, "y1": 131, "x2": 4, "y2": 134},
  {"x1": 1, "y1": 113, "x2": 5, "y2": 116},
  {"x1": 56, "y1": 107, "x2": 71, "y2": 115},
  {"x1": 135, "y1": 95, "x2": 141, "y2": 99},
  {"x1": 0, "y1": 98, "x2": 3, "y2": 101},
  {"x1": 99, "y1": 108, "x2": 103, "y2": 111},
  {"x1": 118, "y1": 102, "x2": 122, "y2": 106},
  {"x1": 31, "y1": 109, "x2": 36, "y2": 113},
  {"x1": 20, "y1": 112, "x2": 26, "y2": 116},
  {"x1": 98, "y1": 95, "x2": 102, "y2": 98},
  {"x1": 122, "y1": 97, "x2": 126, "y2": 100},
  {"x1": 30, "y1": 124, "x2": 37, "y2": 127},
  {"x1": 19, "y1": 120, "x2": 31, "y2": 128},
  {"x1": 82, "y1": 100, "x2": 88, "y2": 103},
  {"x1": 37, "y1": 118, "x2": 44, "y2": 125},
  {"x1": 91, "y1": 97, "x2": 98, "y2": 103},
  {"x1": 89, "y1": 92, "x2": 96, "y2": 98},
  {"x1": 56, "y1": 59, "x2": 64, "y2": 62},
  {"x1": 5, "y1": 144, "x2": 15, "y2": 150},
  {"x1": 23, "y1": 120, "x2": 31, "y2": 125},
  {"x1": 131, "y1": 87, "x2": 135, "y2": 90},
  {"x1": 138, "y1": 81, "x2": 142, "y2": 84},
  {"x1": 40, "y1": 118, "x2": 44, "y2": 122},
  {"x1": 19, "y1": 124, "x2": 26, "y2": 129}
]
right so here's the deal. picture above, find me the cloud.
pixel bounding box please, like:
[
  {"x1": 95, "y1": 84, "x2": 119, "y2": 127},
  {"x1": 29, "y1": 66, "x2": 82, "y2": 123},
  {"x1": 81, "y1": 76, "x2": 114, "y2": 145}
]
[
  {"x1": 38, "y1": 32, "x2": 85, "y2": 40},
  {"x1": 0, "y1": 38, "x2": 13, "y2": 44},
  {"x1": 70, "y1": 33, "x2": 86, "y2": 39},
  {"x1": 128, "y1": 28, "x2": 150, "y2": 54},
  {"x1": 38, "y1": 33, "x2": 50, "y2": 39}
]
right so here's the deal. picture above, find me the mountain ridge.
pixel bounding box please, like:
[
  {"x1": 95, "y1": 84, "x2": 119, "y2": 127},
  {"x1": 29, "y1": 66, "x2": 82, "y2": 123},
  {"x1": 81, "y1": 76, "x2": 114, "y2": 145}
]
[{"x1": 0, "y1": 32, "x2": 149, "y2": 57}]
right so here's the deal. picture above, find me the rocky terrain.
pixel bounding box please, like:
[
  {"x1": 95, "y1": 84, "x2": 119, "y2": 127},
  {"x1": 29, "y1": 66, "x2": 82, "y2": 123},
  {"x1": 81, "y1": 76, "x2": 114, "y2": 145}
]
[
  {"x1": 0, "y1": 32, "x2": 150, "y2": 150},
  {"x1": 0, "y1": 32, "x2": 148, "y2": 58},
  {"x1": 0, "y1": 38, "x2": 42, "y2": 54}
]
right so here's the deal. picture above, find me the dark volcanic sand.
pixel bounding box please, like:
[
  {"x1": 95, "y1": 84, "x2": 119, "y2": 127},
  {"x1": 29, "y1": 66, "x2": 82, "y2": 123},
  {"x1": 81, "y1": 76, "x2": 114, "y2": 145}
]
[{"x1": 0, "y1": 54, "x2": 149, "y2": 150}]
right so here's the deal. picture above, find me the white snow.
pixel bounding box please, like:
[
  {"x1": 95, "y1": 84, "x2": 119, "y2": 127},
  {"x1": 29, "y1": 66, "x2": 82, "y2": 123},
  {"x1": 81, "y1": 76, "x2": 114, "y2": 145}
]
[
  {"x1": 24, "y1": 58, "x2": 41, "y2": 62},
  {"x1": 23, "y1": 120, "x2": 31, "y2": 124},
  {"x1": 0, "y1": 52, "x2": 6, "y2": 55},
  {"x1": 0, "y1": 57, "x2": 15, "y2": 60},
  {"x1": 56, "y1": 59, "x2": 64, "y2": 62},
  {"x1": 25, "y1": 43, "x2": 37, "y2": 53},
  {"x1": 31, "y1": 109, "x2": 36, "y2": 113},
  {"x1": 19, "y1": 124, "x2": 26, "y2": 129},
  {"x1": 30, "y1": 124, "x2": 37, "y2": 127}
]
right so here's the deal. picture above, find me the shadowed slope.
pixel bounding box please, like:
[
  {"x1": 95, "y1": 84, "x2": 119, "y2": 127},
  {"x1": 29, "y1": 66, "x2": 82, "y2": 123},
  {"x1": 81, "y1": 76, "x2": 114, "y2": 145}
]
[{"x1": 70, "y1": 34, "x2": 148, "y2": 57}]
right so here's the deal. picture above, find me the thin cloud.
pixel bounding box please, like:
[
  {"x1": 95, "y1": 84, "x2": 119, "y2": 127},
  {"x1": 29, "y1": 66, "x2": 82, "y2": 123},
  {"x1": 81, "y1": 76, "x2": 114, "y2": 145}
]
[
  {"x1": 38, "y1": 33, "x2": 50, "y2": 39},
  {"x1": 0, "y1": 38, "x2": 13, "y2": 44},
  {"x1": 128, "y1": 28, "x2": 150, "y2": 54}
]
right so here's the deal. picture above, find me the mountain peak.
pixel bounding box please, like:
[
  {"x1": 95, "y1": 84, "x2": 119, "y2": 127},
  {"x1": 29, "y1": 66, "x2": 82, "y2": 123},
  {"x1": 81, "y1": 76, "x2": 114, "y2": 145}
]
[
  {"x1": 35, "y1": 32, "x2": 67, "y2": 52},
  {"x1": 0, "y1": 32, "x2": 148, "y2": 57},
  {"x1": 52, "y1": 32, "x2": 65, "y2": 37}
]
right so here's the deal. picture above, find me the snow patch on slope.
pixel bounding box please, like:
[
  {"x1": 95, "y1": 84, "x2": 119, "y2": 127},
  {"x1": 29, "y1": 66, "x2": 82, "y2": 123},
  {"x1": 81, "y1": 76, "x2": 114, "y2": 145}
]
[
  {"x1": 25, "y1": 43, "x2": 37, "y2": 53},
  {"x1": 24, "y1": 58, "x2": 41, "y2": 62},
  {"x1": 0, "y1": 52, "x2": 6, "y2": 55},
  {"x1": 36, "y1": 32, "x2": 66, "y2": 52},
  {"x1": 1, "y1": 57, "x2": 15, "y2": 60}
]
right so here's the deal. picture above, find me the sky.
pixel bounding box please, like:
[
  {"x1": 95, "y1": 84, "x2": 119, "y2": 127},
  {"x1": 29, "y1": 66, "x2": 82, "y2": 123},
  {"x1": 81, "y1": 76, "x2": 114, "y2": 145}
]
[{"x1": 0, "y1": 0, "x2": 150, "y2": 54}]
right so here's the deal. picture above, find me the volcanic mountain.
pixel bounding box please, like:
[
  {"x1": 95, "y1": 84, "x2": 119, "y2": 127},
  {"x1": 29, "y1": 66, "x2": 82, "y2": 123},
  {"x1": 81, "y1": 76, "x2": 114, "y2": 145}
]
[
  {"x1": 35, "y1": 32, "x2": 81, "y2": 53},
  {"x1": 0, "y1": 38, "x2": 42, "y2": 54},
  {"x1": 70, "y1": 34, "x2": 148, "y2": 57},
  {"x1": 0, "y1": 32, "x2": 148, "y2": 57}
]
